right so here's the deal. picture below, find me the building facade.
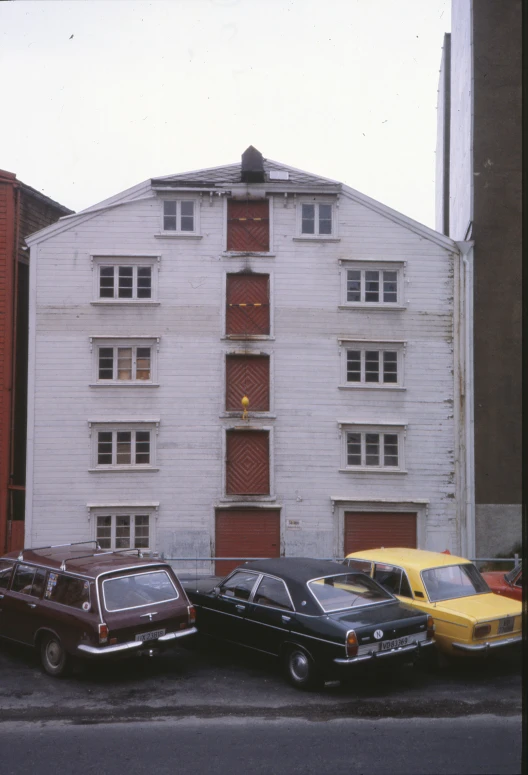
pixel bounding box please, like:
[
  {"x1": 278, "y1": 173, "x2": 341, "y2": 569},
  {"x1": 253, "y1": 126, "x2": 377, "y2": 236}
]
[
  {"x1": 26, "y1": 148, "x2": 469, "y2": 571},
  {"x1": 435, "y1": 0, "x2": 522, "y2": 557},
  {"x1": 0, "y1": 170, "x2": 72, "y2": 553}
]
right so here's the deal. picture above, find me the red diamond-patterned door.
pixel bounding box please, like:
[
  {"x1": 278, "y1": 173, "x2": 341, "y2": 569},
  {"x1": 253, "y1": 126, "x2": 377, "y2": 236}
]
[
  {"x1": 226, "y1": 274, "x2": 270, "y2": 337},
  {"x1": 227, "y1": 199, "x2": 270, "y2": 252},
  {"x1": 226, "y1": 430, "x2": 269, "y2": 496},
  {"x1": 226, "y1": 355, "x2": 270, "y2": 412}
]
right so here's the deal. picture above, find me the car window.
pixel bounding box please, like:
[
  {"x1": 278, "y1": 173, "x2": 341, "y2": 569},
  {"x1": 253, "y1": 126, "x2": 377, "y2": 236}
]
[
  {"x1": 344, "y1": 559, "x2": 373, "y2": 574},
  {"x1": 219, "y1": 572, "x2": 259, "y2": 601},
  {"x1": 0, "y1": 560, "x2": 14, "y2": 589},
  {"x1": 102, "y1": 570, "x2": 179, "y2": 612},
  {"x1": 422, "y1": 563, "x2": 489, "y2": 603},
  {"x1": 45, "y1": 573, "x2": 91, "y2": 610},
  {"x1": 11, "y1": 564, "x2": 47, "y2": 597},
  {"x1": 253, "y1": 576, "x2": 293, "y2": 611},
  {"x1": 308, "y1": 572, "x2": 393, "y2": 612},
  {"x1": 372, "y1": 563, "x2": 413, "y2": 598},
  {"x1": 514, "y1": 571, "x2": 522, "y2": 589}
]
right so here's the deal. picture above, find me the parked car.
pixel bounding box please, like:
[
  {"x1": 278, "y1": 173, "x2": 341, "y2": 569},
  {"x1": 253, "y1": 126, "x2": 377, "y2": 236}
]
[
  {"x1": 482, "y1": 565, "x2": 522, "y2": 602},
  {"x1": 185, "y1": 557, "x2": 434, "y2": 690},
  {"x1": 0, "y1": 542, "x2": 197, "y2": 677},
  {"x1": 344, "y1": 548, "x2": 523, "y2": 657}
]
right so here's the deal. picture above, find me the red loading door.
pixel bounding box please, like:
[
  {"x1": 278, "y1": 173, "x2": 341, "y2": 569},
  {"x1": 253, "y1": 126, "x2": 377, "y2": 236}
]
[
  {"x1": 226, "y1": 355, "x2": 270, "y2": 412},
  {"x1": 226, "y1": 273, "x2": 270, "y2": 336},
  {"x1": 344, "y1": 512, "x2": 417, "y2": 555},
  {"x1": 227, "y1": 199, "x2": 270, "y2": 252},
  {"x1": 226, "y1": 430, "x2": 269, "y2": 495},
  {"x1": 215, "y1": 508, "x2": 280, "y2": 576}
]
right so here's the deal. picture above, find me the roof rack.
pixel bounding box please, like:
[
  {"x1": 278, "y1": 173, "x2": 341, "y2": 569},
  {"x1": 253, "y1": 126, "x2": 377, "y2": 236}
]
[
  {"x1": 60, "y1": 547, "x2": 144, "y2": 571},
  {"x1": 17, "y1": 540, "x2": 100, "y2": 562}
]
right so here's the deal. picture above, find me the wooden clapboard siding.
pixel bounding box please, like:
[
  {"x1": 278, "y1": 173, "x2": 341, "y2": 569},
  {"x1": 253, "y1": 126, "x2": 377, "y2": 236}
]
[
  {"x1": 344, "y1": 512, "x2": 417, "y2": 555},
  {"x1": 215, "y1": 508, "x2": 280, "y2": 576},
  {"x1": 226, "y1": 355, "x2": 269, "y2": 411}
]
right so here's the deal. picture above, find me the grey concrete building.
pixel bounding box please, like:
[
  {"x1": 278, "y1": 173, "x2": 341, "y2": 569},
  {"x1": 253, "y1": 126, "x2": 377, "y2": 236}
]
[{"x1": 435, "y1": 0, "x2": 522, "y2": 557}]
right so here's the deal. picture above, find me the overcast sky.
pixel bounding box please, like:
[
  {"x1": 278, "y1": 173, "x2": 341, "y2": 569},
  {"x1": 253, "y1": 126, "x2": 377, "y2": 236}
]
[{"x1": 1, "y1": 0, "x2": 450, "y2": 227}]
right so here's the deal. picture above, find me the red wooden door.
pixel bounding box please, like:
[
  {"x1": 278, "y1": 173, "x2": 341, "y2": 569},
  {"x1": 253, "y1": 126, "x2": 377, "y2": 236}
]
[
  {"x1": 226, "y1": 355, "x2": 270, "y2": 412},
  {"x1": 215, "y1": 509, "x2": 280, "y2": 576},
  {"x1": 344, "y1": 512, "x2": 417, "y2": 555},
  {"x1": 226, "y1": 274, "x2": 269, "y2": 336},
  {"x1": 226, "y1": 430, "x2": 269, "y2": 495},
  {"x1": 227, "y1": 199, "x2": 269, "y2": 252}
]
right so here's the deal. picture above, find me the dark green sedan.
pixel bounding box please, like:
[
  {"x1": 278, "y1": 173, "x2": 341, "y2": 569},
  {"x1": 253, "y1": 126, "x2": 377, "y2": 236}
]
[{"x1": 186, "y1": 557, "x2": 434, "y2": 690}]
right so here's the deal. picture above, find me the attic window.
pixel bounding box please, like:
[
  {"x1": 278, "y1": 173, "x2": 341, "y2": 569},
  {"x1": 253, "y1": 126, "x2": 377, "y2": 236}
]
[{"x1": 269, "y1": 170, "x2": 289, "y2": 181}]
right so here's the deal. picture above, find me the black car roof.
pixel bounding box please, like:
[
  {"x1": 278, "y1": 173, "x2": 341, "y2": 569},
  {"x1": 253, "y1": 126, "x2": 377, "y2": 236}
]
[{"x1": 239, "y1": 558, "x2": 352, "y2": 614}]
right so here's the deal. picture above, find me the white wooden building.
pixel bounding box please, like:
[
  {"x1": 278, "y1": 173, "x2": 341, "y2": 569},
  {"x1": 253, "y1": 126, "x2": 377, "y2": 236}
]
[{"x1": 25, "y1": 148, "x2": 473, "y2": 573}]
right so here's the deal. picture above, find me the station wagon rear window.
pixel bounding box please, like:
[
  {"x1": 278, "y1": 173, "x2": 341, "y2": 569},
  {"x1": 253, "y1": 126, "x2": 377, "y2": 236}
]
[
  {"x1": 421, "y1": 564, "x2": 490, "y2": 603},
  {"x1": 102, "y1": 570, "x2": 179, "y2": 611},
  {"x1": 308, "y1": 573, "x2": 393, "y2": 612}
]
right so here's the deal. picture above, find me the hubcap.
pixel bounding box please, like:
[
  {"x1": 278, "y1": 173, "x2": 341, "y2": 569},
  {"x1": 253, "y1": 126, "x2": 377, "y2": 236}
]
[
  {"x1": 290, "y1": 651, "x2": 309, "y2": 681},
  {"x1": 46, "y1": 640, "x2": 62, "y2": 667}
]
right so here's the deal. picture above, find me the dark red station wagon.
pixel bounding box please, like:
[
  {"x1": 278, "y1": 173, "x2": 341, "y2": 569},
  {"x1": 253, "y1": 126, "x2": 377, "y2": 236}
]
[{"x1": 0, "y1": 542, "x2": 197, "y2": 677}]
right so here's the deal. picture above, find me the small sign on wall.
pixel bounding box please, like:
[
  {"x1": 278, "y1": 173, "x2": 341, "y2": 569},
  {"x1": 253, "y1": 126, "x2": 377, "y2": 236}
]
[{"x1": 286, "y1": 519, "x2": 302, "y2": 530}]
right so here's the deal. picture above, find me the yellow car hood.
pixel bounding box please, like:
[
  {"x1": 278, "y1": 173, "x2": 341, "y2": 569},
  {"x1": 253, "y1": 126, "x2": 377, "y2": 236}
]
[{"x1": 432, "y1": 593, "x2": 521, "y2": 622}]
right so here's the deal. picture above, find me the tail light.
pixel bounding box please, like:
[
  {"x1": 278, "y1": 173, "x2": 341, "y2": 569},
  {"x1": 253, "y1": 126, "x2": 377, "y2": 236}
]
[
  {"x1": 474, "y1": 623, "x2": 491, "y2": 639},
  {"x1": 427, "y1": 615, "x2": 435, "y2": 639},
  {"x1": 188, "y1": 605, "x2": 196, "y2": 625},
  {"x1": 346, "y1": 630, "x2": 358, "y2": 658},
  {"x1": 98, "y1": 623, "x2": 109, "y2": 644}
]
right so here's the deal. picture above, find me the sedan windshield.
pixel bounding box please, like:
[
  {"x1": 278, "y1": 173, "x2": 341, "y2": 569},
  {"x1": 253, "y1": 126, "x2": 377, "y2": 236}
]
[
  {"x1": 422, "y1": 563, "x2": 489, "y2": 603},
  {"x1": 103, "y1": 570, "x2": 179, "y2": 612},
  {"x1": 308, "y1": 573, "x2": 393, "y2": 612}
]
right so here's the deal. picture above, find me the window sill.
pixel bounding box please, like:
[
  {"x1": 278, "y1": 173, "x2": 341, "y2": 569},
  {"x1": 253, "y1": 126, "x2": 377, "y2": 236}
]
[
  {"x1": 293, "y1": 237, "x2": 340, "y2": 243},
  {"x1": 222, "y1": 335, "x2": 274, "y2": 341},
  {"x1": 91, "y1": 301, "x2": 160, "y2": 306},
  {"x1": 338, "y1": 304, "x2": 406, "y2": 311},
  {"x1": 220, "y1": 495, "x2": 276, "y2": 502},
  {"x1": 338, "y1": 385, "x2": 406, "y2": 392},
  {"x1": 339, "y1": 468, "x2": 407, "y2": 475},
  {"x1": 220, "y1": 412, "x2": 276, "y2": 419},
  {"x1": 89, "y1": 467, "x2": 160, "y2": 473},
  {"x1": 221, "y1": 251, "x2": 275, "y2": 258},
  {"x1": 90, "y1": 383, "x2": 160, "y2": 388},
  {"x1": 155, "y1": 233, "x2": 203, "y2": 240}
]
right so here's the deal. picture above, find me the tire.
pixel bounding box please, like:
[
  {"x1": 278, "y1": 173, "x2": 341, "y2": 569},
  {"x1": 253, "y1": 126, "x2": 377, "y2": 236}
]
[
  {"x1": 283, "y1": 646, "x2": 324, "y2": 691},
  {"x1": 40, "y1": 634, "x2": 71, "y2": 678}
]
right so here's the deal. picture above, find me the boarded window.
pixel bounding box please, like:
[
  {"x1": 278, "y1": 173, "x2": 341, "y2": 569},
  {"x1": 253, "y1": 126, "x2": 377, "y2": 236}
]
[
  {"x1": 226, "y1": 430, "x2": 269, "y2": 495},
  {"x1": 215, "y1": 508, "x2": 280, "y2": 576},
  {"x1": 226, "y1": 355, "x2": 270, "y2": 412},
  {"x1": 226, "y1": 274, "x2": 270, "y2": 336},
  {"x1": 227, "y1": 199, "x2": 269, "y2": 252},
  {"x1": 344, "y1": 512, "x2": 417, "y2": 555}
]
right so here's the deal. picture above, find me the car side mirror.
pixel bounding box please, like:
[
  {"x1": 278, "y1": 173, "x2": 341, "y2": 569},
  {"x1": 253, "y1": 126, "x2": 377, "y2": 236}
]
[{"x1": 213, "y1": 586, "x2": 220, "y2": 596}]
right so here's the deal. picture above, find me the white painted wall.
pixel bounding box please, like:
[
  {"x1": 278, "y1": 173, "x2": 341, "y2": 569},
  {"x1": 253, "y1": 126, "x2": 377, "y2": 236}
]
[{"x1": 26, "y1": 179, "x2": 460, "y2": 562}]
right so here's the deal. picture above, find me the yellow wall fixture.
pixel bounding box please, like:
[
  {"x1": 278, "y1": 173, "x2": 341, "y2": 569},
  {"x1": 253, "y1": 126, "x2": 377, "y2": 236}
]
[{"x1": 241, "y1": 394, "x2": 250, "y2": 420}]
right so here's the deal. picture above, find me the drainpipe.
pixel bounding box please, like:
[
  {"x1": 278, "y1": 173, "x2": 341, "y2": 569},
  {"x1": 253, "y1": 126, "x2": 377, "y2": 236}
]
[{"x1": 457, "y1": 240, "x2": 475, "y2": 558}]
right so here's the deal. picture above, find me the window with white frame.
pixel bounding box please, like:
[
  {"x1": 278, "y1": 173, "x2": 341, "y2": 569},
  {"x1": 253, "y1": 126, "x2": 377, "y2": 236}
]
[
  {"x1": 91, "y1": 424, "x2": 157, "y2": 470},
  {"x1": 340, "y1": 342, "x2": 404, "y2": 388},
  {"x1": 162, "y1": 199, "x2": 197, "y2": 233},
  {"x1": 340, "y1": 264, "x2": 404, "y2": 307},
  {"x1": 93, "y1": 257, "x2": 159, "y2": 303},
  {"x1": 341, "y1": 426, "x2": 405, "y2": 471},
  {"x1": 93, "y1": 339, "x2": 158, "y2": 384},
  {"x1": 298, "y1": 201, "x2": 335, "y2": 237},
  {"x1": 96, "y1": 513, "x2": 151, "y2": 550}
]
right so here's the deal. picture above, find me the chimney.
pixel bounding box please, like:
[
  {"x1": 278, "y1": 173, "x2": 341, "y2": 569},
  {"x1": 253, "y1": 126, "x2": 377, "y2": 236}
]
[{"x1": 241, "y1": 146, "x2": 265, "y2": 183}]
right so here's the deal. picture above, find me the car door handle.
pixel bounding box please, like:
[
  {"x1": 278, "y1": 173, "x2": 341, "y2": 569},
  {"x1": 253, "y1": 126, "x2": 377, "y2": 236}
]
[
  {"x1": 281, "y1": 615, "x2": 291, "y2": 623},
  {"x1": 27, "y1": 603, "x2": 37, "y2": 609},
  {"x1": 235, "y1": 604, "x2": 245, "y2": 611}
]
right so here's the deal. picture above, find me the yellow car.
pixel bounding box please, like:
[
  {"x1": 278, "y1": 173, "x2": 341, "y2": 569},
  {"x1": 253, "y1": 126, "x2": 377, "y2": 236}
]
[{"x1": 344, "y1": 548, "x2": 522, "y2": 657}]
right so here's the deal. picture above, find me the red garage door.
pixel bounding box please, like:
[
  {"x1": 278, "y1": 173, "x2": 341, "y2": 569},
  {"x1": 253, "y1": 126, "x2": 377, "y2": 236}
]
[
  {"x1": 344, "y1": 512, "x2": 417, "y2": 555},
  {"x1": 215, "y1": 508, "x2": 280, "y2": 576}
]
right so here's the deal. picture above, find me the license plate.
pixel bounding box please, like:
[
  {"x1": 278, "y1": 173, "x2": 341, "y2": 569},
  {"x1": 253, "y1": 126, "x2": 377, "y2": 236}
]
[
  {"x1": 135, "y1": 628, "x2": 166, "y2": 642},
  {"x1": 381, "y1": 636, "x2": 409, "y2": 651},
  {"x1": 498, "y1": 617, "x2": 514, "y2": 634}
]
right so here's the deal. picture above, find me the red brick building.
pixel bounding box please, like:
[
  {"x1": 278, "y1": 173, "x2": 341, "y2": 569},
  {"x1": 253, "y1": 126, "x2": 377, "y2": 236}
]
[{"x1": 0, "y1": 170, "x2": 72, "y2": 552}]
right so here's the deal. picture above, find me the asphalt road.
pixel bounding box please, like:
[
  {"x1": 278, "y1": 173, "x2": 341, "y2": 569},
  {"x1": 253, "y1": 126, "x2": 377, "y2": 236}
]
[{"x1": 0, "y1": 716, "x2": 522, "y2": 775}]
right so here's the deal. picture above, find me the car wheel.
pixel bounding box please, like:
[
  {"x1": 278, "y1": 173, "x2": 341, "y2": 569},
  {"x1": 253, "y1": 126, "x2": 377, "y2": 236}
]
[
  {"x1": 283, "y1": 646, "x2": 323, "y2": 691},
  {"x1": 40, "y1": 634, "x2": 71, "y2": 678}
]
